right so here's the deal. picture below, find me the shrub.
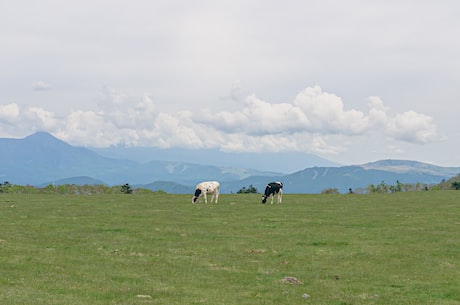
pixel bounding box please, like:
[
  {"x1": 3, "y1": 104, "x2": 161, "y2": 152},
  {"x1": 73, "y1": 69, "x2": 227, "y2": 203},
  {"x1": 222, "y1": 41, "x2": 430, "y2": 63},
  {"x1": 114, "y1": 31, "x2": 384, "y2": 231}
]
[
  {"x1": 321, "y1": 188, "x2": 340, "y2": 194},
  {"x1": 120, "y1": 183, "x2": 133, "y2": 194},
  {"x1": 237, "y1": 184, "x2": 258, "y2": 194}
]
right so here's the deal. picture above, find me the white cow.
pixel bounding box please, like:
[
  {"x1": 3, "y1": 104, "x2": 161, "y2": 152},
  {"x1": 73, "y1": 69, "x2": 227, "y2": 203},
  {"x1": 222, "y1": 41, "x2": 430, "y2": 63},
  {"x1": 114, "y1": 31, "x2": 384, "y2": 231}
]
[{"x1": 192, "y1": 181, "x2": 220, "y2": 204}]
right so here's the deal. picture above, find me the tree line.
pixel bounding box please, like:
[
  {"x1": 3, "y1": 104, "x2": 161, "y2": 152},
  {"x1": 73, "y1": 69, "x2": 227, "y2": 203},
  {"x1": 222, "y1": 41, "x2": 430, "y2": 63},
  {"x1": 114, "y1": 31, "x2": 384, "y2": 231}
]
[{"x1": 0, "y1": 181, "x2": 147, "y2": 195}]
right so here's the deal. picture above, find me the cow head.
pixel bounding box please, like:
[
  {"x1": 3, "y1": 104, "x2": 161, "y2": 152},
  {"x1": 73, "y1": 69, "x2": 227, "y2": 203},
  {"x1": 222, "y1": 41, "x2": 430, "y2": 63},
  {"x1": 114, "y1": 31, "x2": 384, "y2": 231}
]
[
  {"x1": 192, "y1": 189, "x2": 202, "y2": 203},
  {"x1": 261, "y1": 195, "x2": 267, "y2": 204}
]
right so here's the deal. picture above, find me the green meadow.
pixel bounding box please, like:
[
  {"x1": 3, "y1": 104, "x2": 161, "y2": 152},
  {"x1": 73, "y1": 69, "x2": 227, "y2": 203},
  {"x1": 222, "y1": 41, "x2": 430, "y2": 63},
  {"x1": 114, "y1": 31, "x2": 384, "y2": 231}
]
[{"x1": 1, "y1": 191, "x2": 459, "y2": 305}]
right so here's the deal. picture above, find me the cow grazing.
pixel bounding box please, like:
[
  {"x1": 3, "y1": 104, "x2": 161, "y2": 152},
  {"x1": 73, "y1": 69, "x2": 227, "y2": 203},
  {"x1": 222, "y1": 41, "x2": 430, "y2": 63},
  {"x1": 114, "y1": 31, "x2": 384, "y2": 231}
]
[
  {"x1": 192, "y1": 181, "x2": 220, "y2": 204},
  {"x1": 261, "y1": 181, "x2": 283, "y2": 204}
]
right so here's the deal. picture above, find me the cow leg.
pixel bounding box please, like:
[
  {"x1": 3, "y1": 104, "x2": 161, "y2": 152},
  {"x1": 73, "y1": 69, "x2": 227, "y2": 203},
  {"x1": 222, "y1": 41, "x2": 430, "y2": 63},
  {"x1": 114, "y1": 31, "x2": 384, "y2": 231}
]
[
  {"x1": 215, "y1": 192, "x2": 219, "y2": 203},
  {"x1": 203, "y1": 192, "x2": 207, "y2": 203}
]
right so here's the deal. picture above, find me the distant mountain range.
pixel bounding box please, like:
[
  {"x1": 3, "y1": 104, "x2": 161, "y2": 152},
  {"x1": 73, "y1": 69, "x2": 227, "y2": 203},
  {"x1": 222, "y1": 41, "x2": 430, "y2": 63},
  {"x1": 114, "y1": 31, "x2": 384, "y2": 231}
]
[
  {"x1": 91, "y1": 145, "x2": 341, "y2": 173},
  {"x1": 1, "y1": 132, "x2": 459, "y2": 194}
]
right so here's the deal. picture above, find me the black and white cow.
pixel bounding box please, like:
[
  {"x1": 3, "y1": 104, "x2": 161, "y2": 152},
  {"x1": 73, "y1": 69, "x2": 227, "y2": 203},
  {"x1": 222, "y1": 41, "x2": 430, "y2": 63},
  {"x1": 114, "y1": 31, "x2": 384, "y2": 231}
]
[
  {"x1": 192, "y1": 181, "x2": 220, "y2": 204},
  {"x1": 261, "y1": 181, "x2": 283, "y2": 204}
]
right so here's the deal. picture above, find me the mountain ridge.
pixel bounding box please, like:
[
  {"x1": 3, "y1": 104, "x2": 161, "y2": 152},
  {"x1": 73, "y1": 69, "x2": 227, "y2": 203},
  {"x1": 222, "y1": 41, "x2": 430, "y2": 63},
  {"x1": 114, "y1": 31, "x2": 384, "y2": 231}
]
[
  {"x1": 1, "y1": 132, "x2": 459, "y2": 193},
  {"x1": 90, "y1": 146, "x2": 342, "y2": 174}
]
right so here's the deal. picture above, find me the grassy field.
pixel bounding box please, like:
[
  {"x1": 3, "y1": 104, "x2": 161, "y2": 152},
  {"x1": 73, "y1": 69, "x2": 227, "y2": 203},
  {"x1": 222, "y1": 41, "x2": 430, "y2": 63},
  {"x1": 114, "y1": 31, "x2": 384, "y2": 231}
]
[{"x1": 0, "y1": 191, "x2": 459, "y2": 305}]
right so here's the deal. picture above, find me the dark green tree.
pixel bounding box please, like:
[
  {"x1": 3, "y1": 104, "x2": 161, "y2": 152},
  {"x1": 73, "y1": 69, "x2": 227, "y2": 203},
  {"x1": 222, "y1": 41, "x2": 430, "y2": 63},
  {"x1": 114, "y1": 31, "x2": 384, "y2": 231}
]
[
  {"x1": 120, "y1": 183, "x2": 133, "y2": 194},
  {"x1": 237, "y1": 184, "x2": 258, "y2": 194},
  {"x1": 395, "y1": 180, "x2": 403, "y2": 192},
  {"x1": 0, "y1": 181, "x2": 12, "y2": 193}
]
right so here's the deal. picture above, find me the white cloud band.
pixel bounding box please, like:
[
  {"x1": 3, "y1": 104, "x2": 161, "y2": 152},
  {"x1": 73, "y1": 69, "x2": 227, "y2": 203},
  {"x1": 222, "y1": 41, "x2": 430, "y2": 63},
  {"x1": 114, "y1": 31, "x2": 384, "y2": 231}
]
[{"x1": 0, "y1": 86, "x2": 438, "y2": 155}]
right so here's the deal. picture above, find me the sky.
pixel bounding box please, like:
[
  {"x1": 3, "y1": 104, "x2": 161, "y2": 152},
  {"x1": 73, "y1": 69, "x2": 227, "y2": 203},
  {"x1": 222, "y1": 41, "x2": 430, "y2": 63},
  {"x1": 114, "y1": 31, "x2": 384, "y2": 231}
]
[{"x1": 1, "y1": 0, "x2": 459, "y2": 167}]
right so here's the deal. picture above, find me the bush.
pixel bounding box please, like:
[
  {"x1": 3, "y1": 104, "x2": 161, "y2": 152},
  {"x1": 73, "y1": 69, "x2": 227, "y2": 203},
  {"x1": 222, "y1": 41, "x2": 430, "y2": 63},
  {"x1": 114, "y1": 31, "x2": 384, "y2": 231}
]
[
  {"x1": 0, "y1": 181, "x2": 12, "y2": 193},
  {"x1": 237, "y1": 184, "x2": 258, "y2": 194},
  {"x1": 321, "y1": 188, "x2": 340, "y2": 194},
  {"x1": 120, "y1": 183, "x2": 133, "y2": 194}
]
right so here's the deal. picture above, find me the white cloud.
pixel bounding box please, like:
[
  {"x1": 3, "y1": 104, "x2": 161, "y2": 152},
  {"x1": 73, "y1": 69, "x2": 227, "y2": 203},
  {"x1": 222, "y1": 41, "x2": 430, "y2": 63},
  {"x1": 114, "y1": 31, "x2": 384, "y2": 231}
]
[
  {"x1": 148, "y1": 112, "x2": 205, "y2": 148},
  {"x1": 310, "y1": 136, "x2": 344, "y2": 155},
  {"x1": 26, "y1": 107, "x2": 58, "y2": 130},
  {"x1": 0, "y1": 85, "x2": 439, "y2": 157},
  {"x1": 1, "y1": 104, "x2": 58, "y2": 137},
  {"x1": 367, "y1": 96, "x2": 388, "y2": 128},
  {"x1": 197, "y1": 94, "x2": 310, "y2": 135},
  {"x1": 0, "y1": 103, "x2": 20, "y2": 121},
  {"x1": 192, "y1": 86, "x2": 438, "y2": 151},
  {"x1": 32, "y1": 81, "x2": 51, "y2": 91},
  {"x1": 387, "y1": 111, "x2": 437, "y2": 144},
  {"x1": 293, "y1": 86, "x2": 369, "y2": 134},
  {"x1": 57, "y1": 111, "x2": 115, "y2": 147}
]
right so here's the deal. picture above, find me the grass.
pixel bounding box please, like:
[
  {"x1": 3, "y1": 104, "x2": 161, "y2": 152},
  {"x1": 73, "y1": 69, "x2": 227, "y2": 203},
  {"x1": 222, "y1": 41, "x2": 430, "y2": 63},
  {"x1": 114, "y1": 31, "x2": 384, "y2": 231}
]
[{"x1": 0, "y1": 191, "x2": 459, "y2": 304}]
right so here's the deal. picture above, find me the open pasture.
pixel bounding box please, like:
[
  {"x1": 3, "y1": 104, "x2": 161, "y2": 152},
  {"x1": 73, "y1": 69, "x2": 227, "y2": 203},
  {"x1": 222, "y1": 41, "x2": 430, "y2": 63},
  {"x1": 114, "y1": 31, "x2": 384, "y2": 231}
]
[{"x1": 1, "y1": 191, "x2": 459, "y2": 305}]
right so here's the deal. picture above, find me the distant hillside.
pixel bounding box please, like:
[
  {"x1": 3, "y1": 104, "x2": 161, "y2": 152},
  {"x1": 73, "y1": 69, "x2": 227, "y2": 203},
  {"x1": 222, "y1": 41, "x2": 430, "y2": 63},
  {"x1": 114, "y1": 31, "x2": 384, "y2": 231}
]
[
  {"x1": 0, "y1": 132, "x2": 138, "y2": 185},
  {"x1": 0, "y1": 132, "x2": 279, "y2": 186},
  {"x1": 39, "y1": 176, "x2": 107, "y2": 187},
  {"x1": 283, "y1": 163, "x2": 456, "y2": 193},
  {"x1": 91, "y1": 146, "x2": 341, "y2": 174},
  {"x1": 221, "y1": 162, "x2": 460, "y2": 194},
  {"x1": 360, "y1": 159, "x2": 460, "y2": 176},
  {"x1": 1, "y1": 132, "x2": 459, "y2": 194},
  {"x1": 141, "y1": 181, "x2": 193, "y2": 194}
]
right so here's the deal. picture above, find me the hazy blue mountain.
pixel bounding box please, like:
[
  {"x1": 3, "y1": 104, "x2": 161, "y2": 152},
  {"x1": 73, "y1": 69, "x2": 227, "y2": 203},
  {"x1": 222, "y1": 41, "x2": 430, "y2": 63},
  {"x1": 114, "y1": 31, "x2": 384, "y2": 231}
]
[
  {"x1": 0, "y1": 132, "x2": 279, "y2": 186},
  {"x1": 0, "y1": 132, "x2": 139, "y2": 185},
  {"x1": 222, "y1": 162, "x2": 460, "y2": 194},
  {"x1": 282, "y1": 163, "x2": 452, "y2": 194},
  {"x1": 1, "y1": 132, "x2": 459, "y2": 194},
  {"x1": 360, "y1": 159, "x2": 460, "y2": 176},
  {"x1": 141, "y1": 181, "x2": 193, "y2": 194},
  {"x1": 39, "y1": 176, "x2": 107, "y2": 187},
  {"x1": 91, "y1": 146, "x2": 341, "y2": 174}
]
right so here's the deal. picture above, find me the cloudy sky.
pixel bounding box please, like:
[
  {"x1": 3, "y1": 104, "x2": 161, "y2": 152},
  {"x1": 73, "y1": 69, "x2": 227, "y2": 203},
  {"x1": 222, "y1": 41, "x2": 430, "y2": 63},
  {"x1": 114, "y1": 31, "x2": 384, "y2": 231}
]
[{"x1": 1, "y1": 0, "x2": 459, "y2": 166}]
